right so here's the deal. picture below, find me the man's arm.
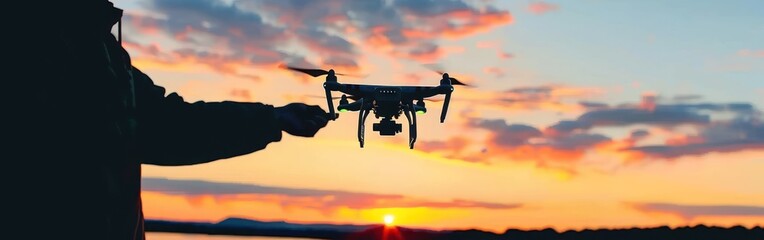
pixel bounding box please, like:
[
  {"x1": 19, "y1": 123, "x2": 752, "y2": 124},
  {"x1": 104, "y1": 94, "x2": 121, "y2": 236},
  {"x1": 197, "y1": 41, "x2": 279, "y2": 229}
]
[{"x1": 132, "y1": 68, "x2": 284, "y2": 166}]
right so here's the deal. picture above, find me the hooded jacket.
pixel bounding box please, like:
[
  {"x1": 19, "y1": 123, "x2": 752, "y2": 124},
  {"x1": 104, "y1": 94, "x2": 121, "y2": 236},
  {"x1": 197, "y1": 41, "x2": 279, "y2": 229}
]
[{"x1": 7, "y1": 1, "x2": 282, "y2": 239}]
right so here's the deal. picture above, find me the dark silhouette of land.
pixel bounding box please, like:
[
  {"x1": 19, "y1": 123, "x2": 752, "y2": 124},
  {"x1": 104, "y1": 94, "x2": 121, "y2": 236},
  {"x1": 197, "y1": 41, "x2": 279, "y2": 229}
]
[{"x1": 145, "y1": 217, "x2": 764, "y2": 240}]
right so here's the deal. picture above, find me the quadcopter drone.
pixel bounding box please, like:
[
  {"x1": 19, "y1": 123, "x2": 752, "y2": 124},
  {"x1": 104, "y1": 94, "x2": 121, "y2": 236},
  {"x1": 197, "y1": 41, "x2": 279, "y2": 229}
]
[{"x1": 282, "y1": 65, "x2": 468, "y2": 149}]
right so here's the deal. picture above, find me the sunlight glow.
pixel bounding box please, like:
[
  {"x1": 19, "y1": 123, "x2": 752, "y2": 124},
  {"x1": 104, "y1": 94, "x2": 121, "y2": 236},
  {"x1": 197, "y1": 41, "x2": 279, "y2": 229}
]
[{"x1": 384, "y1": 214, "x2": 395, "y2": 226}]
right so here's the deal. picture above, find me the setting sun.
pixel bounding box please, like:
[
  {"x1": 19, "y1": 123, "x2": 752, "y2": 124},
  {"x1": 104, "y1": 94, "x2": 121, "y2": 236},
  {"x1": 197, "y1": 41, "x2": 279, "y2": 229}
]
[{"x1": 383, "y1": 214, "x2": 395, "y2": 226}]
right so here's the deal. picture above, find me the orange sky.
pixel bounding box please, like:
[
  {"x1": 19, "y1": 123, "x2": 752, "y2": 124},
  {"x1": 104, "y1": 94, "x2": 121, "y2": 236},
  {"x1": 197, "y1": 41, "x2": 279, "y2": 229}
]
[{"x1": 112, "y1": 0, "x2": 764, "y2": 232}]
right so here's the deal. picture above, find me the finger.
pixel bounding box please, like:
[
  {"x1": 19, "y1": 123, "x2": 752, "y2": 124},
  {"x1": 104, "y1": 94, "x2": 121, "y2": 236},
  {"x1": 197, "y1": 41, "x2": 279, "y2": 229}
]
[
  {"x1": 311, "y1": 115, "x2": 329, "y2": 128},
  {"x1": 326, "y1": 112, "x2": 339, "y2": 120}
]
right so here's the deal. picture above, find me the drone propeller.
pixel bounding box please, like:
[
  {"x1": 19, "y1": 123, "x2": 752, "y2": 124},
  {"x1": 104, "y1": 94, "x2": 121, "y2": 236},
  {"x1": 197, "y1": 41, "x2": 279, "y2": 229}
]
[
  {"x1": 421, "y1": 98, "x2": 443, "y2": 102},
  {"x1": 280, "y1": 64, "x2": 367, "y2": 78},
  {"x1": 307, "y1": 95, "x2": 443, "y2": 102},
  {"x1": 423, "y1": 64, "x2": 473, "y2": 87},
  {"x1": 307, "y1": 94, "x2": 361, "y2": 101},
  {"x1": 446, "y1": 77, "x2": 470, "y2": 87}
]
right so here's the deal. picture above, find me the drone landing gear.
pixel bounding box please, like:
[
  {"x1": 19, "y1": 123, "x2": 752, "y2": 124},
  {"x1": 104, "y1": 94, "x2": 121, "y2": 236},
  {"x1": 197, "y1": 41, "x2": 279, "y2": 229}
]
[
  {"x1": 403, "y1": 106, "x2": 418, "y2": 149},
  {"x1": 357, "y1": 99, "x2": 370, "y2": 148}
]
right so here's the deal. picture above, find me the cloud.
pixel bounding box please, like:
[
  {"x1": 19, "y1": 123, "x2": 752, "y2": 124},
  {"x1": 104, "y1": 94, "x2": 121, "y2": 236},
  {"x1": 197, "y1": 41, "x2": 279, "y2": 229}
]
[
  {"x1": 229, "y1": 89, "x2": 251, "y2": 101},
  {"x1": 322, "y1": 56, "x2": 360, "y2": 70},
  {"x1": 468, "y1": 85, "x2": 604, "y2": 113},
  {"x1": 510, "y1": 92, "x2": 763, "y2": 160},
  {"x1": 476, "y1": 41, "x2": 500, "y2": 49},
  {"x1": 403, "y1": 42, "x2": 444, "y2": 62},
  {"x1": 498, "y1": 52, "x2": 514, "y2": 59},
  {"x1": 473, "y1": 120, "x2": 542, "y2": 146},
  {"x1": 121, "y1": 0, "x2": 512, "y2": 80},
  {"x1": 422, "y1": 94, "x2": 763, "y2": 166},
  {"x1": 578, "y1": 101, "x2": 609, "y2": 109},
  {"x1": 631, "y1": 202, "x2": 764, "y2": 220},
  {"x1": 630, "y1": 129, "x2": 650, "y2": 139},
  {"x1": 142, "y1": 177, "x2": 521, "y2": 211},
  {"x1": 542, "y1": 97, "x2": 762, "y2": 159},
  {"x1": 474, "y1": 119, "x2": 609, "y2": 163},
  {"x1": 528, "y1": 1, "x2": 559, "y2": 15},
  {"x1": 738, "y1": 49, "x2": 764, "y2": 58},
  {"x1": 546, "y1": 102, "x2": 754, "y2": 135},
  {"x1": 420, "y1": 118, "x2": 610, "y2": 168},
  {"x1": 627, "y1": 118, "x2": 764, "y2": 158},
  {"x1": 395, "y1": 0, "x2": 512, "y2": 39},
  {"x1": 483, "y1": 67, "x2": 505, "y2": 78},
  {"x1": 672, "y1": 94, "x2": 703, "y2": 102}
]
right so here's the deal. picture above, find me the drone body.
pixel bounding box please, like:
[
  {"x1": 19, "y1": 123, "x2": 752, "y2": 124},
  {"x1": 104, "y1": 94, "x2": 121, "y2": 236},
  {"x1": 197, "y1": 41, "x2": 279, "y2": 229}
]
[{"x1": 284, "y1": 66, "x2": 464, "y2": 149}]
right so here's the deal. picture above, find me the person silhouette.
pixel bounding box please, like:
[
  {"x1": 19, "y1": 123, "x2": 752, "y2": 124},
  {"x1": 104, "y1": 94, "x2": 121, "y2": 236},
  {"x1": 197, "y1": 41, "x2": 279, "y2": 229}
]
[{"x1": 6, "y1": 1, "x2": 329, "y2": 239}]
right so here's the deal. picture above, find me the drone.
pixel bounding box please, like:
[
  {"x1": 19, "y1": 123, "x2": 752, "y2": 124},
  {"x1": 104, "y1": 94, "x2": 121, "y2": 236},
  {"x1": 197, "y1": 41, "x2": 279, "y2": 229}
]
[{"x1": 282, "y1": 65, "x2": 468, "y2": 149}]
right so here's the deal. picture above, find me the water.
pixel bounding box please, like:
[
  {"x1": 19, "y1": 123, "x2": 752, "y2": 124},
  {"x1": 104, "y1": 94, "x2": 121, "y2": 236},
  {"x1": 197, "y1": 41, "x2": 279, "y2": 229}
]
[{"x1": 147, "y1": 232, "x2": 321, "y2": 240}]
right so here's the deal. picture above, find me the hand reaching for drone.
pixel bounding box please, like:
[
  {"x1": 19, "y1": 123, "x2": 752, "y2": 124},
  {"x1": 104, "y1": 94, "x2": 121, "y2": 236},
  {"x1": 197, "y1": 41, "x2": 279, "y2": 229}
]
[{"x1": 275, "y1": 103, "x2": 330, "y2": 137}]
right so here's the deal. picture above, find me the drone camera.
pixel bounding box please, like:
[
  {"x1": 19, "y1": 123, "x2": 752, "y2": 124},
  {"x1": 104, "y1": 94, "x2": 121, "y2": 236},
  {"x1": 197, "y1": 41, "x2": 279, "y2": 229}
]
[{"x1": 373, "y1": 118, "x2": 402, "y2": 136}]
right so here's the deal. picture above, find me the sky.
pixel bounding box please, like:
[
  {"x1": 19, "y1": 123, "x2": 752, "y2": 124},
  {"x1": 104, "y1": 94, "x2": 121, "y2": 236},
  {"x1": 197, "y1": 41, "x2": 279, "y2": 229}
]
[{"x1": 111, "y1": 0, "x2": 764, "y2": 232}]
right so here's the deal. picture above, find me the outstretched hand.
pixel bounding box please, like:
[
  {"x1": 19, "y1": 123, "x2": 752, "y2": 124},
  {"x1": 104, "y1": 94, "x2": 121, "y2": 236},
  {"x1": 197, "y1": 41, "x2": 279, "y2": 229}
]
[{"x1": 275, "y1": 103, "x2": 330, "y2": 137}]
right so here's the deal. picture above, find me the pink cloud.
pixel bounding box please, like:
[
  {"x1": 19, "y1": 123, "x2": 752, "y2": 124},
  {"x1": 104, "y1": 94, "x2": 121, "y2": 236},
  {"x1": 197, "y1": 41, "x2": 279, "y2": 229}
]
[
  {"x1": 483, "y1": 67, "x2": 506, "y2": 78},
  {"x1": 476, "y1": 40, "x2": 500, "y2": 49},
  {"x1": 498, "y1": 52, "x2": 514, "y2": 59},
  {"x1": 124, "y1": 0, "x2": 512, "y2": 73},
  {"x1": 142, "y1": 178, "x2": 521, "y2": 212},
  {"x1": 738, "y1": 49, "x2": 764, "y2": 57},
  {"x1": 630, "y1": 202, "x2": 764, "y2": 220},
  {"x1": 528, "y1": 1, "x2": 559, "y2": 15},
  {"x1": 230, "y1": 89, "x2": 251, "y2": 101}
]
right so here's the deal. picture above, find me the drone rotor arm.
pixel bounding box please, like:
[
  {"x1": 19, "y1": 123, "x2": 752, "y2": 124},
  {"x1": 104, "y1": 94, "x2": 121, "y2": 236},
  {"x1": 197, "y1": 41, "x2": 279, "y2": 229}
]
[
  {"x1": 338, "y1": 100, "x2": 364, "y2": 112},
  {"x1": 323, "y1": 86, "x2": 337, "y2": 120}
]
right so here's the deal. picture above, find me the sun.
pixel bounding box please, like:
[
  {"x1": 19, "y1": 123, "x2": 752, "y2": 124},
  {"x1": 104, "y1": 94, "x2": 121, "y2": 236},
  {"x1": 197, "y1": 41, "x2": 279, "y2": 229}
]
[{"x1": 383, "y1": 214, "x2": 395, "y2": 226}]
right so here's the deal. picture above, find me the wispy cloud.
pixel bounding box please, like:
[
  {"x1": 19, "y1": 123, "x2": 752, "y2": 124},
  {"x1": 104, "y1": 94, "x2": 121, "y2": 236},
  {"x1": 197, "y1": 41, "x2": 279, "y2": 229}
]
[
  {"x1": 142, "y1": 177, "x2": 521, "y2": 212},
  {"x1": 627, "y1": 118, "x2": 764, "y2": 159},
  {"x1": 630, "y1": 202, "x2": 764, "y2": 220},
  {"x1": 229, "y1": 88, "x2": 252, "y2": 101},
  {"x1": 451, "y1": 85, "x2": 604, "y2": 113},
  {"x1": 483, "y1": 67, "x2": 505, "y2": 78},
  {"x1": 528, "y1": 1, "x2": 559, "y2": 15},
  {"x1": 738, "y1": 49, "x2": 764, "y2": 58}
]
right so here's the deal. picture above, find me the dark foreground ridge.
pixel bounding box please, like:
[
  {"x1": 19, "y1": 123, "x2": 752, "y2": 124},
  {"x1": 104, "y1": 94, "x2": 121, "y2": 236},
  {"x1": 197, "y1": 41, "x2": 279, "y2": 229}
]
[{"x1": 146, "y1": 217, "x2": 764, "y2": 240}]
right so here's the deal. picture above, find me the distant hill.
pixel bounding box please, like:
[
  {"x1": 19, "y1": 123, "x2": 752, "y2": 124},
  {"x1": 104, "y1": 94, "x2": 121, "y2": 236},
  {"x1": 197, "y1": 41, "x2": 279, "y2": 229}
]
[
  {"x1": 146, "y1": 217, "x2": 374, "y2": 239},
  {"x1": 217, "y1": 217, "x2": 372, "y2": 233},
  {"x1": 146, "y1": 217, "x2": 764, "y2": 240}
]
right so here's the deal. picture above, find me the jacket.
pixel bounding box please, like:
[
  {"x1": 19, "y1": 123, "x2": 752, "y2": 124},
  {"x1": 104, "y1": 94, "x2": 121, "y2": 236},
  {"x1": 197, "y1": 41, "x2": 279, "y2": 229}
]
[{"x1": 7, "y1": 1, "x2": 283, "y2": 239}]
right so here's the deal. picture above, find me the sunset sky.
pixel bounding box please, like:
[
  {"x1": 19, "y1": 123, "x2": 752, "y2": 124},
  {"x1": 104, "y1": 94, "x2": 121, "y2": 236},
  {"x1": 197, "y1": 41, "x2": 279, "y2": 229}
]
[{"x1": 112, "y1": 0, "x2": 763, "y2": 232}]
